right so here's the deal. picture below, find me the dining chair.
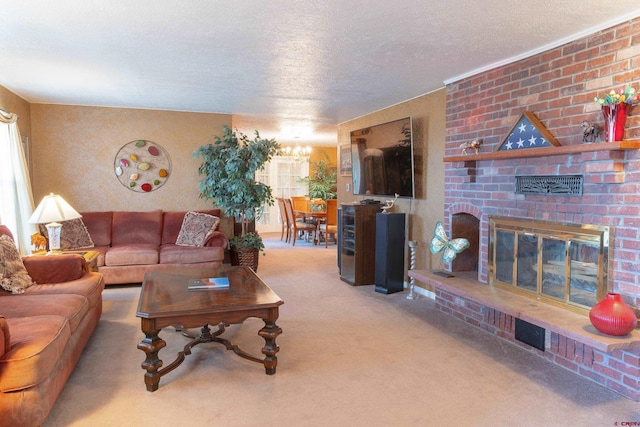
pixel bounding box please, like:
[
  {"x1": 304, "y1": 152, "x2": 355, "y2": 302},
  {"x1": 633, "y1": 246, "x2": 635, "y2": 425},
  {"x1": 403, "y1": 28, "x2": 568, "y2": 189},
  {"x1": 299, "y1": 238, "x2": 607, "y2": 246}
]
[
  {"x1": 291, "y1": 196, "x2": 310, "y2": 212},
  {"x1": 284, "y1": 198, "x2": 316, "y2": 246},
  {"x1": 318, "y1": 199, "x2": 338, "y2": 247},
  {"x1": 276, "y1": 198, "x2": 289, "y2": 242},
  {"x1": 291, "y1": 195, "x2": 312, "y2": 222}
]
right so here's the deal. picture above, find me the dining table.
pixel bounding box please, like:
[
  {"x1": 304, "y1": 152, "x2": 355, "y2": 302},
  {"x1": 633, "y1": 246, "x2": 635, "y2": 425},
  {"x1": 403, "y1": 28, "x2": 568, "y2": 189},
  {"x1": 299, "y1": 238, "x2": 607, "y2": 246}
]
[
  {"x1": 293, "y1": 209, "x2": 327, "y2": 244},
  {"x1": 294, "y1": 209, "x2": 327, "y2": 222}
]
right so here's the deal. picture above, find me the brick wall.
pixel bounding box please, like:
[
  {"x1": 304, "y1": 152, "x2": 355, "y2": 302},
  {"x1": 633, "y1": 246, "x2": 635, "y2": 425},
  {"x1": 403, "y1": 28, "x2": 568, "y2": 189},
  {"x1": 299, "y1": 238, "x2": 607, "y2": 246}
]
[{"x1": 444, "y1": 18, "x2": 640, "y2": 306}]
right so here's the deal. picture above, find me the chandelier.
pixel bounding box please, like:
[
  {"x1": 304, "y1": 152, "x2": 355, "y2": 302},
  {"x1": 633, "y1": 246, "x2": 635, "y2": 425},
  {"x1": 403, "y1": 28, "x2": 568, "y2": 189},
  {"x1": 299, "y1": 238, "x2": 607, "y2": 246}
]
[{"x1": 280, "y1": 145, "x2": 312, "y2": 161}]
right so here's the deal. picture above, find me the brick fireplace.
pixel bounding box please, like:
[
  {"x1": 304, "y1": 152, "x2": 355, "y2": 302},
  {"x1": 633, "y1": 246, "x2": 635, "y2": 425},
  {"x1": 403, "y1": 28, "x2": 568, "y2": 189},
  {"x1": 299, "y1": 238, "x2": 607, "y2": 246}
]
[
  {"x1": 430, "y1": 17, "x2": 640, "y2": 400},
  {"x1": 444, "y1": 17, "x2": 640, "y2": 305}
]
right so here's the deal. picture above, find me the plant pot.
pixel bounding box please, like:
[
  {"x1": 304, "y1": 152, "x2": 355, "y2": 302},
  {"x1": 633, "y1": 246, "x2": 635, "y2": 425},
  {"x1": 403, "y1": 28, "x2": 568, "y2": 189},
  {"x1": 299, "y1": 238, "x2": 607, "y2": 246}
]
[
  {"x1": 589, "y1": 292, "x2": 637, "y2": 336},
  {"x1": 229, "y1": 246, "x2": 259, "y2": 272},
  {"x1": 601, "y1": 103, "x2": 630, "y2": 142}
]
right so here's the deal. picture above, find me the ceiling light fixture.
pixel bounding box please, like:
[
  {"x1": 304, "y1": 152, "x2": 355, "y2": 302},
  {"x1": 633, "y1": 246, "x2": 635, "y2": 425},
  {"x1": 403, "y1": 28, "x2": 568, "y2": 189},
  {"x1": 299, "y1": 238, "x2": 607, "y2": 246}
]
[{"x1": 280, "y1": 144, "x2": 312, "y2": 161}]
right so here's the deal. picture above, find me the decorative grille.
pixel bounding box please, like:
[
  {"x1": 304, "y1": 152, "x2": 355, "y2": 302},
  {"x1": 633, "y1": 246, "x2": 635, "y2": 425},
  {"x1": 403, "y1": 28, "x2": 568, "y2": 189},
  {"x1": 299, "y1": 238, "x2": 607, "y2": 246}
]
[{"x1": 515, "y1": 175, "x2": 582, "y2": 195}]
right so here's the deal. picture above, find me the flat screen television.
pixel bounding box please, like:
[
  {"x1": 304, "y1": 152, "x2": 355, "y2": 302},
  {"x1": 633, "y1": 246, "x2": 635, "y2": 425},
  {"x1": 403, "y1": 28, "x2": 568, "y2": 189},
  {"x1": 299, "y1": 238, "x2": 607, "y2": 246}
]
[{"x1": 350, "y1": 117, "x2": 415, "y2": 198}]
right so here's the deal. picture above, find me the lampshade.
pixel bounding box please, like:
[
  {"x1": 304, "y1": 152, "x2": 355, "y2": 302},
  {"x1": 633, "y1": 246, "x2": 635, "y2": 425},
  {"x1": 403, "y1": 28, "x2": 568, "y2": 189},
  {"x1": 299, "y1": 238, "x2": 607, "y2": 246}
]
[
  {"x1": 28, "y1": 193, "x2": 82, "y2": 224},
  {"x1": 28, "y1": 193, "x2": 81, "y2": 254}
]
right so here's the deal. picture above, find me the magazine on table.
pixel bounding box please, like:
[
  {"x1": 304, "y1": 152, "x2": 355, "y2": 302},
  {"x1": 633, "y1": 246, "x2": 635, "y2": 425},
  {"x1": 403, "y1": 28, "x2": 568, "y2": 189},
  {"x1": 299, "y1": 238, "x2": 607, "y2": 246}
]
[{"x1": 188, "y1": 277, "x2": 230, "y2": 290}]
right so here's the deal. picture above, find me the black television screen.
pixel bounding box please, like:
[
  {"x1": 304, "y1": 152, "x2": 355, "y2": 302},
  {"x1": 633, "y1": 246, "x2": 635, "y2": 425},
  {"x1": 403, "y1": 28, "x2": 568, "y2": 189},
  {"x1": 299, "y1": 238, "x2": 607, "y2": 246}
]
[{"x1": 350, "y1": 117, "x2": 414, "y2": 198}]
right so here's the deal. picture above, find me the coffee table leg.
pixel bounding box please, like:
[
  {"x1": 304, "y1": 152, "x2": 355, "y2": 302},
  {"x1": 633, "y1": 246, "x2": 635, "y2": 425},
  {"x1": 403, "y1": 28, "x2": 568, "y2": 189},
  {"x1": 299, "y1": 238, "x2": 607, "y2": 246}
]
[
  {"x1": 259, "y1": 310, "x2": 282, "y2": 375},
  {"x1": 137, "y1": 321, "x2": 166, "y2": 392}
]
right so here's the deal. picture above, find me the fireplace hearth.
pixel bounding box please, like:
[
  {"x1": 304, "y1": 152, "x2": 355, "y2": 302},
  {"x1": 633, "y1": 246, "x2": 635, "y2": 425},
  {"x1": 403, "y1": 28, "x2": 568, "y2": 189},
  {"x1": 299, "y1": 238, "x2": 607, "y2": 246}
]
[{"x1": 488, "y1": 216, "x2": 610, "y2": 314}]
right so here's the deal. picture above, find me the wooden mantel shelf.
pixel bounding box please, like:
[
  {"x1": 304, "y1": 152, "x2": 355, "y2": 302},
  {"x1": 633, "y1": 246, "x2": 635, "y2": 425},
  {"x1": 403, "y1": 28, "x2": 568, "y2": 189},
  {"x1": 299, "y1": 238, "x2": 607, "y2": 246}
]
[{"x1": 443, "y1": 140, "x2": 640, "y2": 163}]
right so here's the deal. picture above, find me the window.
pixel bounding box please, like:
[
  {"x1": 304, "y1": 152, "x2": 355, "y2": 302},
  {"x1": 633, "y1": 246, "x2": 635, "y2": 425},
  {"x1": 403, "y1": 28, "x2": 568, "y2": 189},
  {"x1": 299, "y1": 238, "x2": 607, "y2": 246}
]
[
  {"x1": 0, "y1": 111, "x2": 35, "y2": 254},
  {"x1": 255, "y1": 157, "x2": 309, "y2": 233}
]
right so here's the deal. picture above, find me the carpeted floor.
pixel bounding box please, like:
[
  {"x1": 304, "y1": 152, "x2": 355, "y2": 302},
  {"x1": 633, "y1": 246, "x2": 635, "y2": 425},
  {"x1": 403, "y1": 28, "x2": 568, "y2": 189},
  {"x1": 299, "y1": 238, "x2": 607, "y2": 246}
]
[{"x1": 45, "y1": 233, "x2": 640, "y2": 426}]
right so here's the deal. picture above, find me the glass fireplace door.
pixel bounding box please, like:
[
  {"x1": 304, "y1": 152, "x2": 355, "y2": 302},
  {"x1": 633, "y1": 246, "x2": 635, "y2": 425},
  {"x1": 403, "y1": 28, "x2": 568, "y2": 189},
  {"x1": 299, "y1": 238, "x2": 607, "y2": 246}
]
[{"x1": 489, "y1": 216, "x2": 610, "y2": 313}]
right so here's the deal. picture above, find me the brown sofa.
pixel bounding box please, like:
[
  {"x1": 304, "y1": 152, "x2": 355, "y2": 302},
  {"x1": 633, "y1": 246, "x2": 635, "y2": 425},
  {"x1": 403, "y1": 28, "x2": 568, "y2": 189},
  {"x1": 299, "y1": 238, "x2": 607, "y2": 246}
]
[
  {"x1": 0, "y1": 226, "x2": 105, "y2": 427},
  {"x1": 81, "y1": 209, "x2": 230, "y2": 285}
]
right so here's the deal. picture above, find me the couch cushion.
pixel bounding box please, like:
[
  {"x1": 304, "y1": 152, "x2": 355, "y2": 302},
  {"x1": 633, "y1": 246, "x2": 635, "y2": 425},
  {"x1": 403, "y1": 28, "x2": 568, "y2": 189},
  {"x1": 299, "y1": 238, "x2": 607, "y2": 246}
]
[
  {"x1": 105, "y1": 244, "x2": 159, "y2": 266},
  {"x1": 162, "y1": 209, "x2": 221, "y2": 245},
  {"x1": 22, "y1": 253, "x2": 85, "y2": 284},
  {"x1": 21, "y1": 272, "x2": 104, "y2": 311},
  {"x1": 0, "y1": 235, "x2": 34, "y2": 294},
  {"x1": 0, "y1": 315, "x2": 70, "y2": 392},
  {"x1": 39, "y1": 218, "x2": 94, "y2": 250},
  {"x1": 0, "y1": 315, "x2": 9, "y2": 358},
  {"x1": 175, "y1": 211, "x2": 220, "y2": 247},
  {"x1": 112, "y1": 210, "x2": 162, "y2": 246},
  {"x1": 160, "y1": 244, "x2": 224, "y2": 264},
  {"x1": 0, "y1": 294, "x2": 89, "y2": 334},
  {"x1": 80, "y1": 211, "x2": 113, "y2": 247}
]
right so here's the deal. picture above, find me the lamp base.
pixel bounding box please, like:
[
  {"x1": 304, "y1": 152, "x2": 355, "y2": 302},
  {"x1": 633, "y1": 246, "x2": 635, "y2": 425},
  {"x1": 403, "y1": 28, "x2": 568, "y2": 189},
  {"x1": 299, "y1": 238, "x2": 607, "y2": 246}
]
[{"x1": 45, "y1": 222, "x2": 63, "y2": 255}]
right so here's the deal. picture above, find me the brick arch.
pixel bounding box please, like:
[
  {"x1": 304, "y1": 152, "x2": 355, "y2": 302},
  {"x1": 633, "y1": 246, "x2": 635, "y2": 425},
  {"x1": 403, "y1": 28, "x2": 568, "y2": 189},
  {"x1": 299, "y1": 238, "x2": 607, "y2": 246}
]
[
  {"x1": 446, "y1": 202, "x2": 489, "y2": 282},
  {"x1": 446, "y1": 202, "x2": 483, "y2": 223}
]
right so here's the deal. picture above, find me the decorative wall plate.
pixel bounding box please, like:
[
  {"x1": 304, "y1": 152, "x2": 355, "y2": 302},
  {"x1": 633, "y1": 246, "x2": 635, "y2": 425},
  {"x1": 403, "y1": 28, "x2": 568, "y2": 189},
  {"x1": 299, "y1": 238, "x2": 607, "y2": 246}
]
[{"x1": 114, "y1": 140, "x2": 171, "y2": 192}]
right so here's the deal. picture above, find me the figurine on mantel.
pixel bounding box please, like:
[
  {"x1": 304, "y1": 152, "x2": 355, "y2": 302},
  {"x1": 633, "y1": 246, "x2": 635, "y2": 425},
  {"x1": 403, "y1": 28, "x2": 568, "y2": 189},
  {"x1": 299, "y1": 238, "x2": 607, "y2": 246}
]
[
  {"x1": 381, "y1": 193, "x2": 399, "y2": 214},
  {"x1": 581, "y1": 121, "x2": 600, "y2": 143},
  {"x1": 460, "y1": 139, "x2": 482, "y2": 154}
]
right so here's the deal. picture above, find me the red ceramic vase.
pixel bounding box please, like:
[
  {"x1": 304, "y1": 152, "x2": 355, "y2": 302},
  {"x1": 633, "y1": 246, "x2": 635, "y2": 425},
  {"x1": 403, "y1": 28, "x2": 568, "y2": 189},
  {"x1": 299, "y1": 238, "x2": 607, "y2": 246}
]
[
  {"x1": 589, "y1": 293, "x2": 637, "y2": 336},
  {"x1": 601, "y1": 103, "x2": 630, "y2": 142}
]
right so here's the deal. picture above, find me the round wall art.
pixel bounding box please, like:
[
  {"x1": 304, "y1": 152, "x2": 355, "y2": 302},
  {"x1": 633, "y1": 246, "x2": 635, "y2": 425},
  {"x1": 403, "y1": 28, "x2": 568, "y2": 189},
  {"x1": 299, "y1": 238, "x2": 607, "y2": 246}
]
[{"x1": 114, "y1": 140, "x2": 171, "y2": 192}]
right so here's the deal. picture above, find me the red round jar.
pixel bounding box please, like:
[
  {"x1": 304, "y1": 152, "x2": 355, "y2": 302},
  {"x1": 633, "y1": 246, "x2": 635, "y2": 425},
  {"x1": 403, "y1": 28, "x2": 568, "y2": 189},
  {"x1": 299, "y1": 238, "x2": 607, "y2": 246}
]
[{"x1": 589, "y1": 293, "x2": 638, "y2": 336}]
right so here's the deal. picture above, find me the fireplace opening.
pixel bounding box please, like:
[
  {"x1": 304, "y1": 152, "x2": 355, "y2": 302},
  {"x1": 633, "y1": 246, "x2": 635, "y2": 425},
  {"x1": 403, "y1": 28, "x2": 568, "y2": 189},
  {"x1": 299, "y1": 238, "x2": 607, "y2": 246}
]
[
  {"x1": 451, "y1": 213, "x2": 479, "y2": 272},
  {"x1": 488, "y1": 216, "x2": 610, "y2": 314}
]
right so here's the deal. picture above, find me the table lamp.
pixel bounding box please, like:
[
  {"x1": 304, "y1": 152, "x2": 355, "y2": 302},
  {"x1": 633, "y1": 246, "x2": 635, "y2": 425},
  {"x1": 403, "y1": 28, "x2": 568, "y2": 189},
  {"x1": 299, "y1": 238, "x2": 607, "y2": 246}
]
[{"x1": 28, "y1": 193, "x2": 82, "y2": 254}]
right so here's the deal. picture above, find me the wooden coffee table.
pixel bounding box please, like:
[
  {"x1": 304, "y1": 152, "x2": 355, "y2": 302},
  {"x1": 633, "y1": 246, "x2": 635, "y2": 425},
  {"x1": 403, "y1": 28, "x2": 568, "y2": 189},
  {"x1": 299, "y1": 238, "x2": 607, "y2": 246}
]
[{"x1": 136, "y1": 266, "x2": 284, "y2": 392}]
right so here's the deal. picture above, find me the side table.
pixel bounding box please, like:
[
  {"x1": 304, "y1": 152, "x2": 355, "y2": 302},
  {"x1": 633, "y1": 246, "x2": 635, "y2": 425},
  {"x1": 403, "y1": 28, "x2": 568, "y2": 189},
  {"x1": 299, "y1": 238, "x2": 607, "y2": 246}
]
[{"x1": 64, "y1": 250, "x2": 99, "y2": 272}]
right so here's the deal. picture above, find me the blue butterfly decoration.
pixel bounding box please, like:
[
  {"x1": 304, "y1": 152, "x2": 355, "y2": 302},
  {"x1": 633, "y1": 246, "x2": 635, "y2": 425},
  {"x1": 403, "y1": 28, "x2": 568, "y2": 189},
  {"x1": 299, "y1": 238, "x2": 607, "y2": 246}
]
[{"x1": 430, "y1": 221, "x2": 470, "y2": 263}]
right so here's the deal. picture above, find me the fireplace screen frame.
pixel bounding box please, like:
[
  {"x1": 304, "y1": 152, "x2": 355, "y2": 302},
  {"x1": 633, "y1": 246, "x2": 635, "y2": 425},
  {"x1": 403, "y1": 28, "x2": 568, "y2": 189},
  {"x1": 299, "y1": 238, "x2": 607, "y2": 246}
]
[{"x1": 488, "y1": 216, "x2": 611, "y2": 314}]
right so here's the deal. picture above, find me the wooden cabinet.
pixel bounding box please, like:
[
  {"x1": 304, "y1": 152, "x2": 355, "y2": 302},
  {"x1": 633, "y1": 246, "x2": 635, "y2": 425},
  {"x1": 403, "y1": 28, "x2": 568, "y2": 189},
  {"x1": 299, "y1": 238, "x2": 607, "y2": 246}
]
[
  {"x1": 374, "y1": 213, "x2": 406, "y2": 294},
  {"x1": 339, "y1": 203, "x2": 380, "y2": 286}
]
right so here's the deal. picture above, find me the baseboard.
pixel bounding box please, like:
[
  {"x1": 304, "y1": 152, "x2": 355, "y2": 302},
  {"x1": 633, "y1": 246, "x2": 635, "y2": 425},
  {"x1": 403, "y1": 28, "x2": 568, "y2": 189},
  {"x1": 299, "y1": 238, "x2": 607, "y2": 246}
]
[{"x1": 404, "y1": 281, "x2": 436, "y2": 300}]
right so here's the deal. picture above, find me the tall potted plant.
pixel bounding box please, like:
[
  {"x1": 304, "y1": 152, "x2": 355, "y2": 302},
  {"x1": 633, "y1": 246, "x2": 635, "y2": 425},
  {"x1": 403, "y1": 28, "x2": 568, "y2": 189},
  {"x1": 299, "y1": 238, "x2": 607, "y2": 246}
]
[{"x1": 193, "y1": 126, "x2": 280, "y2": 271}]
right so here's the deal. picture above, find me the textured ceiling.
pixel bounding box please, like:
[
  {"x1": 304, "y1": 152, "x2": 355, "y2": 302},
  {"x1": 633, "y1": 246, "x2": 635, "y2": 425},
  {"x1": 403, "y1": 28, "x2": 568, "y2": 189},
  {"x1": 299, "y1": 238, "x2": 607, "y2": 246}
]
[{"x1": 2, "y1": 1, "x2": 640, "y2": 145}]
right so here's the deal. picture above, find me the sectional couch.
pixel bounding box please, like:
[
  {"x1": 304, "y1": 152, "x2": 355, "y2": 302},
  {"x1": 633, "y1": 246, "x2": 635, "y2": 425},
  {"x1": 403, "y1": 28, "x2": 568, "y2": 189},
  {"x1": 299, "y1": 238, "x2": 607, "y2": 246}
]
[
  {"x1": 80, "y1": 209, "x2": 231, "y2": 285},
  {"x1": 0, "y1": 225, "x2": 105, "y2": 427}
]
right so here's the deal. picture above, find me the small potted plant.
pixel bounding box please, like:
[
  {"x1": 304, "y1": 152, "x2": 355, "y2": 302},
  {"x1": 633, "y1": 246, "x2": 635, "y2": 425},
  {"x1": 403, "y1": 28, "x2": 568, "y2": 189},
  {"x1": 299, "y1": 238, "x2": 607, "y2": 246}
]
[{"x1": 194, "y1": 126, "x2": 279, "y2": 271}]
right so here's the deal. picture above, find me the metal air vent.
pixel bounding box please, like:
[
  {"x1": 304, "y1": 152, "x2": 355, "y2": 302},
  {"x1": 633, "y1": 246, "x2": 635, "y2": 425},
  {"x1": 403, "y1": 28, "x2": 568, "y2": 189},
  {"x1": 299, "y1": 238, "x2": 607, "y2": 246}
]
[{"x1": 515, "y1": 175, "x2": 582, "y2": 195}]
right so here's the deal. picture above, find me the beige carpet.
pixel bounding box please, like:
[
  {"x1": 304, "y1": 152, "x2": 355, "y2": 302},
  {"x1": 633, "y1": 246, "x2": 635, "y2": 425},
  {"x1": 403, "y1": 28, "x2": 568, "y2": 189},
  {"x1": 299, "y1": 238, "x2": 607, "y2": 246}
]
[{"x1": 45, "y1": 233, "x2": 640, "y2": 426}]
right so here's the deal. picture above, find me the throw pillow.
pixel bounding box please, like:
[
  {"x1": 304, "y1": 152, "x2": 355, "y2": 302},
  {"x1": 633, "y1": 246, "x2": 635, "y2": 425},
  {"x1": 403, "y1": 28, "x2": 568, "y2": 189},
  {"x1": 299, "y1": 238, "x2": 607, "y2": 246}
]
[
  {"x1": 175, "y1": 211, "x2": 220, "y2": 247},
  {"x1": 0, "y1": 235, "x2": 34, "y2": 294},
  {"x1": 39, "y1": 218, "x2": 94, "y2": 250}
]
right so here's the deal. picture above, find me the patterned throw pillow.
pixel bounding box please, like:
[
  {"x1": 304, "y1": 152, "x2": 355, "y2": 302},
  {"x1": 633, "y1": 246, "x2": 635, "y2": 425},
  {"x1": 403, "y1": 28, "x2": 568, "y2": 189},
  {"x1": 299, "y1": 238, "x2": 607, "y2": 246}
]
[
  {"x1": 39, "y1": 218, "x2": 94, "y2": 250},
  {"x1": 0, "y1": 235, "x2": 34, "y2": 294},
  {"x1": 175, "y1": 211, "x2": 220, "y2": 247}
]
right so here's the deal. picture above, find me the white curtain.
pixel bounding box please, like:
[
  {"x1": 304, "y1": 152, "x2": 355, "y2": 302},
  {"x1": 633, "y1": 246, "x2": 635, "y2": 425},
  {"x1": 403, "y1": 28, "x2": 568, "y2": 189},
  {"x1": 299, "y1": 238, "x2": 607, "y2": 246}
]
[{"x1": 0, "y1": 111, "x2": 35, "y2": 255}]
